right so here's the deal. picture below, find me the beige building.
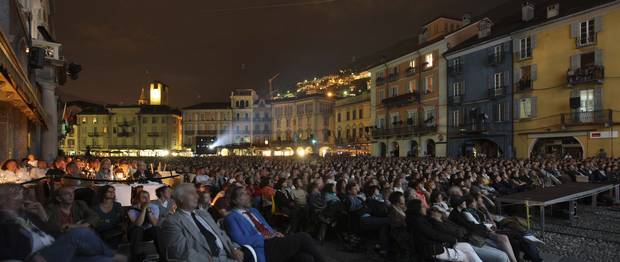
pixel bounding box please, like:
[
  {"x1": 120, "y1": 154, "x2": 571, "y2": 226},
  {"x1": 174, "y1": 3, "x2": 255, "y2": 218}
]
[
  {"x1": 181, "y1": 102, "x2": 232, "y2": 153},
  {"x1": 271, "y1": 94, "x2": 335, "y2": 154},
  {"x1": 335, "y1": 92, "x2": 371, "y2": 153},
  {"x1": 74, "y1": 81, "x2": 183, "y2": 156}
]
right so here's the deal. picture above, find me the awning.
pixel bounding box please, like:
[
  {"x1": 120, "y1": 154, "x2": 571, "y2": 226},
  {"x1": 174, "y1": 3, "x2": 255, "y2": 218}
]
[{"x1": 0, "y1": 28, "x2": 48, "y2": 126}]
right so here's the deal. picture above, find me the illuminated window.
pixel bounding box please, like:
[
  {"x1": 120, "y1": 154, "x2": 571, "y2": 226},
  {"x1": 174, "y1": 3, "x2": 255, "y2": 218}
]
[
  {"x1": 93, "y1": 117, "x2": 97, "y2": 124},
  {"x1": 424, "y1": 53, "x2": 434, "y2": 68},
  {"x1": 409, "y1": 60, "x2": 415, "y2": 68},
  {"x1": 82, "y1": 117, "x2": 86, "y2": 124}
]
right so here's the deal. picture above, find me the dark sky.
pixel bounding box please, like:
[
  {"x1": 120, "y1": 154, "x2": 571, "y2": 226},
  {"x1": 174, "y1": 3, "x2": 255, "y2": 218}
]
[{"x1": 54, "y1": 0, "x2": 506, "y2": 108}]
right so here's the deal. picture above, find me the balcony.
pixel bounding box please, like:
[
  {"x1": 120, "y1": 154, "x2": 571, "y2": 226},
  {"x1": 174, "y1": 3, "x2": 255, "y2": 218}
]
[
  {"x1": 517, "y1": 79, "x2": 533, "y2": 91},
  {"x1": 405, "y1": 67, "x2": 417, "y2": 76},
  {"x1": 381, "y1": 92, "x2": 419, "y2": 107},
  {"x1": 87, "y1": 132, "x2": 102, "y2": 137},
  {"x1": 32, "y1": 39, "x2": 63, "y2": 62},
  {"x1": 375, "y1": 77, "x2": 385, "y2": 85},
  {"x1": 387, "y1": 73, "x2": 399, "y2": 82},
  {"x1": 117, "y1": 131, "x2": 133, "y2": 137},
  {"x1": 450, "y1": 122, "x2": 488, "y2": 135},
  {"x1": 488, "y1": 87, "x2": 506, "y2": 99},
  {"x1": 487, "y1": 53, "x2": 505, "y2": 66},
  {"x1": 575, "y1": 35, "x2": 597, "y2": 48},
  {"x1": 116, "y1": 120, "x2": 136, "y2": 127},
  {"x1": 448, "y1": 64, "x2": 463, "y2": 76},
  {"x1": 371, "y1": 123, "x2": 436, "y2": 138},
  {"x1": 449, "y1": 95, "x2": 463, "y2": 105},
  {"x1": 567, "y1": 65, "x2": 604, "y2": 86},
  {"x1": 147, "y1": 132, "x2": 160, "y2": 137},
  {"x1": 561, "y1": 110, "x2": 612, "y2": 127},
  {"x1": 197, "y1": 130, "x2": 217, "y2": 135}
]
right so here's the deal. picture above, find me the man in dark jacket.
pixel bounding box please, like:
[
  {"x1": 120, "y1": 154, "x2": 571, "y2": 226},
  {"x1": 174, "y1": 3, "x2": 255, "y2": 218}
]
[{"x1": 45, "y1": 186, "x2": 100, "y2": 237}]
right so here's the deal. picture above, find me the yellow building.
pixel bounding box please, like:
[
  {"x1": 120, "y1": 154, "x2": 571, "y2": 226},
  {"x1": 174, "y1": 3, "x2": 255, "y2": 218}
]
[
  {"x1": 513, "y1": 1, "x2": 620, "y2": 158},
  {"x1": 335, "y1": 92, "x2": 372, "y2": 154},
  {"x1": 75, "y1": 81, "x2": 183, "y2": 156}
]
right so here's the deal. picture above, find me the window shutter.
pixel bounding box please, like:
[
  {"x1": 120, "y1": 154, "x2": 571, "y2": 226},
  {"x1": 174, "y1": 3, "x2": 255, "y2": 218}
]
[
  {"x1": 594, "y1": 49, "x2": 603, "y2": 66},
  {"x1": 492, "y1": 103, "x2": 499, "y2": 122},
  {"x1": 513, "y1": 39, "x2": 520, "y2": 55},
  {"x1": 595, "y1": 16, "x2": 602, "y2": 32},
  {"x1": 504, "y1": 102, "x2": 510, "y2": 122},
  {"x1": 503, "y1": 70, "x2": 510, "y2": 87},
  {"x1": 531, "y1": 35, "x2": 537, "y2": 48},
  {"x1": 594, "y1": 87, "x2": 602, "y2": 111},
  {"x1": 514, "y1": 100, "x2": 520, "y2": 120},
  {"x1": 570, "y1": 54, "x2": 581, "y2": 71},
  {"x1": 531, "y1": 64, "x2": 538, "y2": 81},
  {"x1": 570, "y1": 22, "x2": 579, "y2": 38},
  {"x1": 531, "y1": 97, "x2": 538, "y2": 118},
  {"x1": 514, "y1": 66, "x2": 522, "y2": 84},
  {"x1": 488, "y1": 72, "x2": 493, "y2": 90}
]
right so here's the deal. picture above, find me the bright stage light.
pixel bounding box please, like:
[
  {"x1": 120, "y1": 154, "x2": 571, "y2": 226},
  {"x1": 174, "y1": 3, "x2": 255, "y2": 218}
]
[{"x1": 296, "y1": 147, "x2": 306, "y2": 157}]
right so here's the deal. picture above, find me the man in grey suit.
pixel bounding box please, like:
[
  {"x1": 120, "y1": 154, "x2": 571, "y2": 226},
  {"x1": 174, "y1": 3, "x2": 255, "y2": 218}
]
[{"x1": 161, "y1": 183, "x2": 245, "y2": 262}]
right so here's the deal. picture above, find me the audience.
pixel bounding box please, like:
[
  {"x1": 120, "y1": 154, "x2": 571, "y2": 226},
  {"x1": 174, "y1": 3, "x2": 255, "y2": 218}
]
[
  {"x1": 127, "y1": 190, "x2": 160, "y2": 261},
  {"x1": 45, "y1": 186, "x2": 100, "y2": 237},
  {"x1": 93, "y1": 185, "x2": 124, "y2": 248}
]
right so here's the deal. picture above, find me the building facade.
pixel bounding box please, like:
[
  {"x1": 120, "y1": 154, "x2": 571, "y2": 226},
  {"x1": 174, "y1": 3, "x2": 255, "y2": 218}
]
[
  {"x1": 445, "y1": 20, "x2": 514, "y2": 159},
  {"x1": 512, "y1": 0, "x2": 620, "y2": 159},
  {"x1": 0, "y1": 0, "x2": 65, "y2": 161},
  {"x1": 370, "y1": 17, "x2": 478, "y2": 157},
  {"x1": 230, "y1": 89, "x2": 258, "y2": 144},
  {"x1": 181, "y1": 102, "x2": 232, "y2": 154},
  {"x1": 335, "y1": 92, "x2": 372, "y2": 153},
  {"x1": 74, "y1": 81, "x2": 183, "y2": 156},
  {"x1": 271, "y1": 94, "x2": 335, "y2": 154}
]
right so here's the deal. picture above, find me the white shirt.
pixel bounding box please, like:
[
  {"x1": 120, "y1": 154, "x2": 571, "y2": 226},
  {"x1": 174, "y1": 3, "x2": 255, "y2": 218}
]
[
  {"x1": 15, "y1": 216, "x2": 55, "y2": 254},
  {"x1": 178, "y1": 209, "x2": 223, "y2": 249}
]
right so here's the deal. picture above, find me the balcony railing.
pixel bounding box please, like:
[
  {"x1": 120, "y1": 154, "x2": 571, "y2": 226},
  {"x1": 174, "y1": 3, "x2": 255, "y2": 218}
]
[
  {"x1": 197, "y1": 130, "x2": 217, "y2": 135},
  {"x1": 488, "y1": 87, "x2": 505, "y2": 99},
  {"x1": 387, "y1": 73, "x2": 399, "y2": 82},
  {"x1": 87, "y1": 132, "x2": 102, "y2": 137},
  {"x1": 517, "y1": 79, "x2": 532, "y2": 91},
  {"x1": 450, "y1": 122, "x2": 488, "y2": 135},
  {"x1": 381, "y1": 92, "x2": 419, "y2": 107},
  {"x1": 449, "y1": 95, "x2": 463, "y2": 105},
  {"x1": 448, "y1": 64, "x2": 463, "y2": 75},
  {"x1": 405, "y1": 67, "x2": 417, "y2": 76},
  {"x1": 371, "y1": 123, "x2": 436, "y2": 138},
  {"x1": 575, "y1": 35, "x2": 597, "y2": 48},
  {"x1": 487, "y1": 53, "x2": 505, "y2": 66},
  {"x1": 561, "y1": 110, "x2": 612, "y2": 127},
  {"x1": 375, "y1": 77, "x2": 385, "y2": 85},
  {"x1": 567, "y1": 65, "x2": 604, "y2": 86}
]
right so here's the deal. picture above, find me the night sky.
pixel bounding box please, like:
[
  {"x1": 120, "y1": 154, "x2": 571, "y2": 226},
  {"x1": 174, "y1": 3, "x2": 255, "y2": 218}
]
[{"x1": 54, "y1": 0, "x2": 506, "y2": 107}]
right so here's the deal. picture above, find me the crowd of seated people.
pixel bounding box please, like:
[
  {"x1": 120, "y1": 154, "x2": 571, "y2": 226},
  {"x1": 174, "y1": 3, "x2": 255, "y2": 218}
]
[{"x1": 1, "y1": 153, "x2": 620, "y2": 262}]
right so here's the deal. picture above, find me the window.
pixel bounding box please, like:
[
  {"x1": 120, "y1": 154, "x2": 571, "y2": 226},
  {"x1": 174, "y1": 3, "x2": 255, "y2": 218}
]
[
  {"x1": 379, "y1": 89, "x2": 385, "y2": 100},
  {"x1": 337, "y1": 113, "x2": 341, "y2": 122},
  {"x1": 579, "y1": 19, "x2": 596, "y2": 46},
  {"x1": 452, "y1": 81, "x2": 462, "y2": 96},
  {"x1": 378, "y1": 118, "x2": 385, "y2": 128},
  {"x1": 424, "y1": 109, "x2": 436, "y2": 126},
  {"x1": 391, "y1": 113, "x2": 400, "y2": 125},
  {"x1": 359, "y1": 109, "x2": 363, "y2": 119},
  {"x1": 495, "y1": 103, "x2": 504, "y2": 122},
  {"x1": 346, "y1": 111, "x2": 350, "y2": 121},
  {"x1": 494, "y1": 45, "x2": 503, "y2": 62},
  {"x1": 152, "y1": 117, "x2": 157, "y2": 124},
  {"x1": 389, "y1": 86, "x2": 398, "y2": 97},
  {"x1": 519, "y1": 37, "x2": 532, "y2": 59},
  {"x1": 352, "y1": 128, "x2": 357, "y2": 138},
  {"x1": 92, "y1": 117, "x2": 97, "y2": 124},
  {"x1": 579, "y1": 89, "x2": 594, "y2": 112},
  {"x1": 452, "y1": 110, "x2": 460, "y2": 126},
  {"x1": 359, "y1": 127, "x2": 364, "y2": 137},
  {"x1": 519, "y1": 98, "x2": 534, "y2": 118},
  {"x1": 424, "y1": 76, "x2": 433, "y2": 94},
  {"x1": 408, "y1": 81, "x2": 416, "y2": 93},
  {"x1": 424, "y1": 53, "x2": 434, "y2": 69},
  {"x1": 407, "y1": 111, "x2": 417, "y2": 126},
  {"x1": 352, "y1": 110, "x2": 357, "y2": 120},
  {"x1": 82, "y1": 117, "x2": 86, "y2": 124},
  {"x1": 494, "y1": 72, "x2": 503, "y2": 89},
  {"x1": 408, "y1": 60, "x2": 416, "y2": 68}
]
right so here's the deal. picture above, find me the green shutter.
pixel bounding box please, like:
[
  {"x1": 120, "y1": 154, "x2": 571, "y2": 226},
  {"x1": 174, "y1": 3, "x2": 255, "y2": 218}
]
[
  {"x1": 570, "y1": 22, "x2": 579, "y2": 38},
  {"x1": 531, "y1": 64, "x2": 537, "y2": 81},
  {"x1": 594, "y1": 87, "x2": 602, "y2": 111},
  {"x1": 595, "y1": 49, "x2": 603, "y2": 66},
  {"x1": 531, "y1": 97, "x2": 538, "y2": 118},
  {"x1": 595, "y1": 16, "x2": 602, "y2": 32}
]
